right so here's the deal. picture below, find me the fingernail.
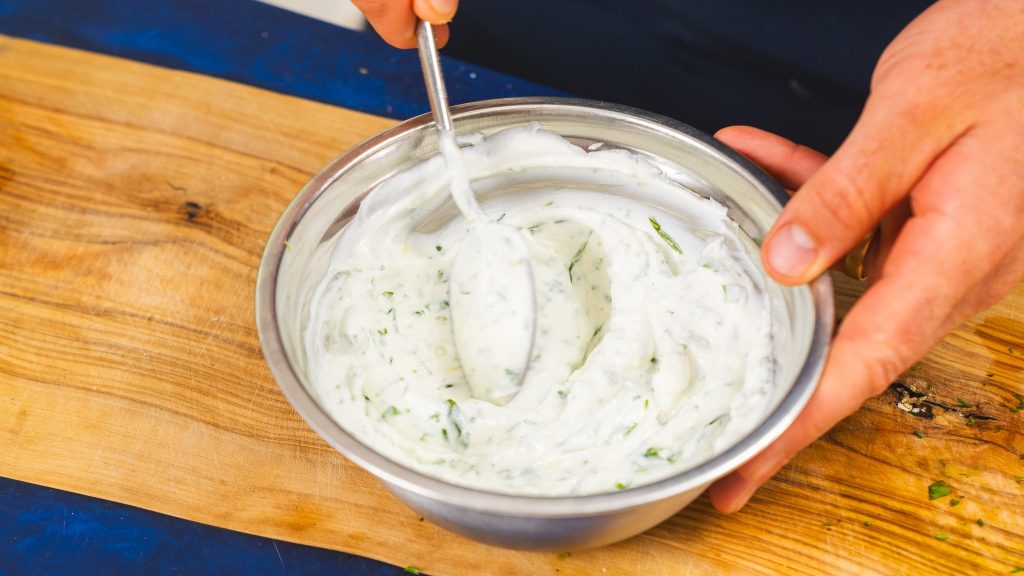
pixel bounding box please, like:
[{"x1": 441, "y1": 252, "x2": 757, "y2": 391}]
[
  {"x1": 428, "y1": 0, "x2": 457, "y2": 19},
  {"x1": 768, "y1": 223, "x2": 817, "y2": 277}
]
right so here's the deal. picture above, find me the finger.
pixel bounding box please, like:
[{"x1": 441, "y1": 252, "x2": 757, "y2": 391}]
[
  {"x1": 715, "y1": 126, "x2": 827, "y2": 191},
  {"x1": 354, "y1": 0, "x2": 455, "y2": 49},
  {"x1": 761, "y1": 91, "x2": 966, "y2": 285},
  {"x1": 709, "y1": 125, "x2": 1024, "y2": 513}
]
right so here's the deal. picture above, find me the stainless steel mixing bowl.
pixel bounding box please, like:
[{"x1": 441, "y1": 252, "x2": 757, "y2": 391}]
[{"x1": 255, "y1": 98, "x2": 834, "y2": 550}]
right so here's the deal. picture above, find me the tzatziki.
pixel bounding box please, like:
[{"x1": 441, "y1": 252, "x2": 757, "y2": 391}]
[{"x1": 305, "y1": 125, "x2": 777, "y2": 496}]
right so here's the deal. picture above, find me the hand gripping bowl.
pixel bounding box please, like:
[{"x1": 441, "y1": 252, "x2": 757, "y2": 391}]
[{"x1": 255, "y1": 98, "x2": 834, "y2": 550}]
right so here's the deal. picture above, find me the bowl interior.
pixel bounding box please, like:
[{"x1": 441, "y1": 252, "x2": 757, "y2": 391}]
[{"x1": 257, "y1": 98, "x2": 832, "y2": 516}]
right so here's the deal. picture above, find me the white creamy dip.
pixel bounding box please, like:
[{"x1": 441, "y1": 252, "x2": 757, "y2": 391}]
[{"x1": 306, "y1": 125, "x2": 777, "y2": 496}]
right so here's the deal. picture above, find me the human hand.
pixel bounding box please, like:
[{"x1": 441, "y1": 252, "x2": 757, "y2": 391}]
[
  {"x1": 352, "y1": 0, "x2": 458, "y2": 48},
  {"x1": 708, "y1": 0, "x2": 1024, "y2": 512}
]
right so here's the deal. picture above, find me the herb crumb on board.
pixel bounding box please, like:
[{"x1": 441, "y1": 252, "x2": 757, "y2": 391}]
[{"x1": 928, "y1": 480, "x2": 952, "y2": 500}]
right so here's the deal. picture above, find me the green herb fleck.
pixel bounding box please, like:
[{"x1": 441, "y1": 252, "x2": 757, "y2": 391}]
[
  {"x1": 568, "y1": 237, "x2": 590, "y2": 283},
  {"x1": 649, "y1": 216, "x2": 682, "y2": 254},
  {"x1": 1011, "y1": 568, "x2": 1024, "y2": 574},
  {"x1": 414, "y1": 309, "x2": 425, "y2": 316},
  {"x1": 1011, "y1": 393, "x2": 1024, "y2": 412},
  {"x1": 644, "y1": 399, "x2": 649, "y2": 409},
  {"x1": 496, "y1": 213, "x2": 506, "y2": 223},
  {"x1": 526, "y1": 224, "x2": 543, "y2": 235},
  {"x1": 362, "y1": 394, "x2": 371, "y2": 402},
  {"x1": 966, "y1": 418, "x2": 976, "y2": 426},
  {"x1": 440, "y1": 300, "x2": 449, "y2": 309},
  {"x1": 650, "y1": 357, "x2": 658, "y2": 365},
  {"x1": 708, "y1": 415, "x2": 724, "y2": 426},
  {"x1": 934, "y1": 532, "x2": 949, "y2": 541},
  {"x1": 404, "y1": 567, "x2": 422, "y2": 574},
  {"x1": 864, "y1": 520, "x2": 873, "y2": 527},
  {"x1": 556, "y1": 552, "x2": 571, "y2": 561},
  {"x1": 615, "y1": 482, "x2": 627, "y2": 490},
  {"x1": 557, "y1": 390, "x2": 567, "y2": 399},
  {"x1": 381, "y1": 406, "x2": 400, "y2": 419},
  {"x1": 957, "y1": 398, "x2": 972, "y2": 408},
  {"x1": 435, "y1": 245, "x2": 442, "y2": 252},
  {"x1": 928, "y1": 480, "x2": 952, "y2": 500},
  {"x1": 377, "y1": 328, "x2": 388, "y2": 336},
  {"x1": 437, "y1": 270, "x2": 445, "y2": 282},
  {"x1": 382, "y1": 290, "x2": 394, "y2": 298},
  {"x1": 441, "y1": 428, "x2": 449, "y2": 441},
  {"x1": 913, "y1": 431, "x2": 925, "y2": 439},
  {"x1": 976, "y1": 518, "x2": 985, "y2": 527},
  {"x1": 644, "y1": 447, "x2": 660, "y2": 458},
  {"x1": 444, "y1": 383, "x2": 454, "y2": 389},
  {"x1": 447, "y1": 398, "x2": 457, "y2": 415},
  {"x1": 624, "y1": 422, "x2": 638, "y2": 436},
  {"x1": 822, "y1": 521, "x2": 832, "y2": 531},
  {"x1": 949, "y1": 497, "x2": 961, "y2": 506}
]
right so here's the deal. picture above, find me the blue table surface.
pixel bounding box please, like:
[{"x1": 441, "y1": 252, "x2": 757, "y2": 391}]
[{"x1": 0, "y1": 1, "x2": 566, "y2": 574}]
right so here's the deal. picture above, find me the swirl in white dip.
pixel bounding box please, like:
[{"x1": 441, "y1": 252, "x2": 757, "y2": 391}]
[{"x1": 306, "y1": 125, "x2": 776, "y2": 496}]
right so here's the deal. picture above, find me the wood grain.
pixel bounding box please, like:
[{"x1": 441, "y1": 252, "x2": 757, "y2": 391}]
[{"x1": 1, "y1": 35, "x2": 1022, "y2": 575}]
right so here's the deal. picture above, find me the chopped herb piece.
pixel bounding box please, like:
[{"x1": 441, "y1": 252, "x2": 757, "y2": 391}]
[
  {"x1": 382, "y1": 291, "x2": 394, "y2": 297},
  {"x1": 957, "y1": 397, "x2": 972, "y2": 408},
  {"x1": 441, "y1": 428, "x2": 449, "y2": 441},
  {"x1": 644, "y1": 399, "x2": 650, "y2": 409},
  {"x1": 545, "y1": 200, "x2": 554, "y2": 207},
  {"x1": 976, "y1": 518, "x2": 985, "y2": 527},
  {"x1": 864, "y1": 520, "x2": 873, "y2": 527},
  {"x1": 650, "y1": 357, "x2": 658, "y2": 365},
  {"x1": 437, "y1": 270, "x2": 445, "y2": 281},
  {"x1": 556, "y1": 552, "x2": 571, "y2": 560},
  {"x1": 435, "y1": 245, "x2": 442, "y2": 252},
  {"x1": 913, "y1": 431, "x2": 925, "y2": 439},
  {"x1": 377, "y1": 328, "x2": 388, "y2": 336},
  {"x1": 453, "y1": 422, "x2": 463, "y2": 438},
  {"x1": 644, "y1": 447, "x2": 660, "y2": 458},
  {"x1": 557, "y1": 390, "x2": 567, "y2": 399},
  {"x1": 447, "y1": 398, "x2": 457, "y2": 415},
  {"x1": 1012, "y1": 568, "x2": 1024, "y2": 575},
  {"x1": 554, "y1": 219, "x2": 567, "y2": 224},
  {"x1": 414, "y1": 309, "x2": 425, "y2": 316},
  {"x1": 950, "y1": 498, "x2": 961, "y2": 506},
  {"x1": 708, "y1": 415, "x2": 724, "y2": 426},
  {"x1": 1011, "y1": 393, "x2": 1024, "y2": 412},
  {"x1": 966, "y1": 418, "x2": 976, "y2": 426},
  {"x1": 404, "y1": 567, "x2": 422, "y2": 574},
  {"x1": 363, "y1": 394, "x2": 371, "y2": 401},
  {"x1": 496, "y1": 213, "x2": 506, "y2": 223},
  {"x1": 649, "y1": 216, "x2": 682, "y2": 254},
  {"x1": 822, "y1": 521, "x2": 832, "y2": 531},
  {"x1": 444, "y1": 384, "x2": 454, "y2": 388},
  {"x1": 615, "y1": 482, "x2": 627, "y2": 490},
  {"x1": 440, "y1": 300, "x2": 449, "y2": 309},
  {"x1": 429, "y1": 412, "x2": 440, "y2": 422},
  {"x1": 526, "y1": 224, "x2": 543, "y2": 235},
  {"x1": 928, "y1": 480, "x2": 952, "y2": 500},
  {"x1": 568, "y1": 238, "x2": 590, "y2": 283},
  {"x1": 1020, "y1": 454, "x2": 1024, "y2": 460},
  {"x1": 934, "y1": 532, "x2": 949, "y2": 541},
  {"x1": 382, "y1": 406, "x2": 400, "y2": 419}
]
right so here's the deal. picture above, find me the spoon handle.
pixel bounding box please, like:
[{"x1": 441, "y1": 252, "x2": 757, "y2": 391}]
[{"x1": 416, "y1": 21, "x2": 453, "y2": 132}]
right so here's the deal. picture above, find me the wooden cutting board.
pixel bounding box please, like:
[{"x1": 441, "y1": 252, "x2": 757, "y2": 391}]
[{"x1": 1, "y1": 35, "x2": 1022, "y2": 575}]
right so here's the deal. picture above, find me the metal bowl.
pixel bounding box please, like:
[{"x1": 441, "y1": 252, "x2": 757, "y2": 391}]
[{"x1": 255, "y1": 98, "x2": 834, "y2": 550}]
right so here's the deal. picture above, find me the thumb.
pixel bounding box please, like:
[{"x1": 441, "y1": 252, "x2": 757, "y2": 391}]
[
  {"x1": 762, "y1": 93, "x2": 959, "y2": 285},
  {"x1": 413, "y1": 0, "x2": 459, "y2": 24}
]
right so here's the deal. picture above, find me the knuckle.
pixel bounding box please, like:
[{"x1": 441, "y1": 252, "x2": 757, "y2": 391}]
[{"x1": 809, "y1": 168, "x2": 878, "y2": 232}]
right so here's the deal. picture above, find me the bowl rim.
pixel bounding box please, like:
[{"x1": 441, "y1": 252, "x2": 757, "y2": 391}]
[{"x1": 255, "y1": 97, "x2": 834, "y2": 517}]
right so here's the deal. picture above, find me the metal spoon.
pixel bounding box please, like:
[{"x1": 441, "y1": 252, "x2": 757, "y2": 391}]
[{"x1": 416, "y1": 21, "x2": 536, "y2": 406}]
